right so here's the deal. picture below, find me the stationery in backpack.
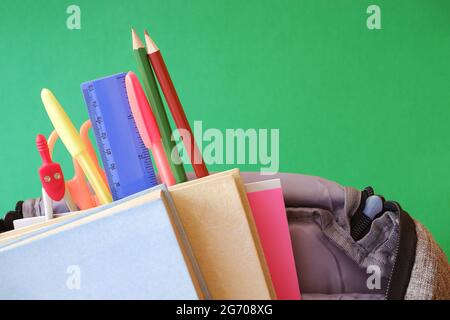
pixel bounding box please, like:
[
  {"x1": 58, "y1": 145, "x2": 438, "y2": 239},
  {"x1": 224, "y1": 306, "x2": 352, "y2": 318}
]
[
  {"x1": 246, "y1": 179, "x2": 301, "y2": 300},
  {"x1": 168, "y1": 169, "x2": 276, "y2": 299},
  {"x1": 0, "y1": 188, "x2": 209, "y2": 299}
]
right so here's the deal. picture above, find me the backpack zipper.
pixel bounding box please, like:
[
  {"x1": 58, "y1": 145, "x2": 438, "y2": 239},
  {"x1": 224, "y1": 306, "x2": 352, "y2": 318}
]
[
  {"x1": 383, "y1": 201, "x2": 417, "y2": 300},
  {"x1": 354, "y1": 190, "x2": 417, "y2": 300},
  {"x1": 384, "y1": 212, "x2": 400, "y2": 300}
]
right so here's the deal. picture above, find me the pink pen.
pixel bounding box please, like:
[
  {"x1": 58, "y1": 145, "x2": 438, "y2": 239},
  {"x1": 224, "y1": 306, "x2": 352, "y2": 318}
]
[{"x1": 125, "y1": 71, "x2": 176, "y2": 186}]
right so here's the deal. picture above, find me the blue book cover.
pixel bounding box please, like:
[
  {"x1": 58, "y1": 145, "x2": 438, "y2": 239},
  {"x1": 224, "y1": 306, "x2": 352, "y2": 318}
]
[
  {"x1": 0, "y1": 190, "x2": 206, "y2": 299},
  {"x1": 0, "y1": 185, "x2": 166, "y2": 250}
]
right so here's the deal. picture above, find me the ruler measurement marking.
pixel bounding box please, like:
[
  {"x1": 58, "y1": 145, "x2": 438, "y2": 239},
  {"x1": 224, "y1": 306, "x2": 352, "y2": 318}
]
[
  {"x1": 83, "y1": 73, "x2": 157, "y2": 201},
  {"x1": 84, "y1": 83, "x2": 120, "y2": 200},
  {"x1": 118, "y1": 75, "x2": 156, "y2": 184}
]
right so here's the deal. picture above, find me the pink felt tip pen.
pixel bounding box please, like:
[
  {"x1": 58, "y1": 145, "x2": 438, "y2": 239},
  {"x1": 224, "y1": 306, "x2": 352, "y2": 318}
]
[{"x1": 125, "y1": 71, "x2": 176, "y2": 186}]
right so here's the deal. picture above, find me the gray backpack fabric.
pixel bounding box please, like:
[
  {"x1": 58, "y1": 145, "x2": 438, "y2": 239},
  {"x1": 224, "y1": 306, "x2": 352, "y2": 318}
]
[{"x1": 241, "y1": 172, "x2": 450, "y2": 300}]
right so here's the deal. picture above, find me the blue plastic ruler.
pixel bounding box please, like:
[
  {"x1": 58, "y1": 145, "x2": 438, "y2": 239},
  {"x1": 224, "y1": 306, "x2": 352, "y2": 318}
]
[{"x1": 81, "y1": 72, "x2": 157, "y2": 201}]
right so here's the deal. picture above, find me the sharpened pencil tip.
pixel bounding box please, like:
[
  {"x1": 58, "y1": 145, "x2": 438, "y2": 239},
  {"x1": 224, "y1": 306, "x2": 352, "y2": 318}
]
[
  {"x1": 132, "y1": 28, "x2": 145, "y2": 49},
  {"x1": 144, "y1": 30, "x2": 159, "y2": 54}
]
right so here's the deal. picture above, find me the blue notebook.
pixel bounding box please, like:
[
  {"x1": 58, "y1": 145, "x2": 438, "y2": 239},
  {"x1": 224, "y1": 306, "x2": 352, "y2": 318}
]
[
  {"x1": 0, "y1": 189, "x2": 208, "y2": 299},
  {"x1": 0, "y1": 185, "x2": 166, "y2": 250}
]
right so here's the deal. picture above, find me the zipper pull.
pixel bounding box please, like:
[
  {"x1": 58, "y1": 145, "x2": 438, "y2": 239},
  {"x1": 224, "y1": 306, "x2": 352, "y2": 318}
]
[
  {"x1": 364, "y1": 186, "x2": 375, "y2": 197},
  {"x1": 351, "y1": 187, "x2": 384, "y2": 241}
]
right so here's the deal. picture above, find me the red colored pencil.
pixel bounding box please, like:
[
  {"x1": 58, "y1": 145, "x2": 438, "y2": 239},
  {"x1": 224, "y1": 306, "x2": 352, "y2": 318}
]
[{"x1": 144, "y1": 30, "x2": 209, "y2": 178}]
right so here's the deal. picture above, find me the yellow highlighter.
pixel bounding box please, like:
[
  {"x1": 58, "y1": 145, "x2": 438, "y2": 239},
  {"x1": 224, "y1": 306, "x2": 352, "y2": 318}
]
[{"x1": 40, "y1": 88, "x2": 112, "y2": 205}]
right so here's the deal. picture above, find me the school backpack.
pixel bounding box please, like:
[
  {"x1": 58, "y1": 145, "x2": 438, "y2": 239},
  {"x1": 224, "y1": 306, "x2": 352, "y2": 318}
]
[{"x1": 241, "y1": 172, "x2": 450, "y2": 300}]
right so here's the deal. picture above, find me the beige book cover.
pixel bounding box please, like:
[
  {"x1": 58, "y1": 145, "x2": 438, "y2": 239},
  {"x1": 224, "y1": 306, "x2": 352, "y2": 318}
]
[{"x1": 168, "y1": 169, "x2": 276, "y2": 299}]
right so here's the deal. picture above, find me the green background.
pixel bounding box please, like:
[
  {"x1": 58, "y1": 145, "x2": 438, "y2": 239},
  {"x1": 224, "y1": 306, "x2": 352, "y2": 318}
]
[{"x1": 0, "y1": 0, "x2": 448, "y2": 256}]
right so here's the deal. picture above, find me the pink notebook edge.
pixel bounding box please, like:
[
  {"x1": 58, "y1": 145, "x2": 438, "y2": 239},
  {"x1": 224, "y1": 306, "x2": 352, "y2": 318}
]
[{"x1": 245, "y1": 179, "x2": 302, "y2": 300}]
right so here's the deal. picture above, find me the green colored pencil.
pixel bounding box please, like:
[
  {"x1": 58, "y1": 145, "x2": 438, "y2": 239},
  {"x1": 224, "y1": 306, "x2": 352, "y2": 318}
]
[{"x1": 132, "y1": 28, "x2": 187, "y2": 183}]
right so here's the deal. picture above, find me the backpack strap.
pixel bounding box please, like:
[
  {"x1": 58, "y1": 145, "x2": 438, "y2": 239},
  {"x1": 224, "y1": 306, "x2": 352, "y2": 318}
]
[{"x1": 385, "y1": 201, "x2": 417, "y2": 300}]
